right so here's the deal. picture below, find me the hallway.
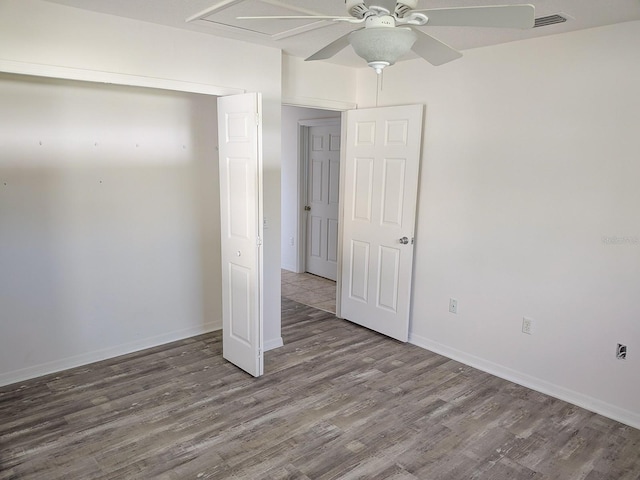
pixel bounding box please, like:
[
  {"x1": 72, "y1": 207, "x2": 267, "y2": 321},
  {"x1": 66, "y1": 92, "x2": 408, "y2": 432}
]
[{"x1": 281, "y1": 270, "x2": 336, "y2": 314}]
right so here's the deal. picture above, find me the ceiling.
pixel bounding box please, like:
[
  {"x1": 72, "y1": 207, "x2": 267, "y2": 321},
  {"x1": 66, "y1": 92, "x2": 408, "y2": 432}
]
[{"x1": 44, "y1": 0, "x2": 640, "y2": 67}]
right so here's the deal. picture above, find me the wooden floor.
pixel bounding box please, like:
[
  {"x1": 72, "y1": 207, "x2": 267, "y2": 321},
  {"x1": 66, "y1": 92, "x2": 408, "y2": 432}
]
[
  {"x1": 1, "y1": 299, "x2": 639, "y2": 480},
  {"x1": 281, "y1": 270, "x2": 336, "y2": 314}
]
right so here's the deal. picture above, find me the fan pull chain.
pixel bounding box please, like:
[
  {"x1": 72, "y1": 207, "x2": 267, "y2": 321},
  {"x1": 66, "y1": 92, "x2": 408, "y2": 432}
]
[{"x1": 375, "y1": 69, "x2": 384, "y2": 107}]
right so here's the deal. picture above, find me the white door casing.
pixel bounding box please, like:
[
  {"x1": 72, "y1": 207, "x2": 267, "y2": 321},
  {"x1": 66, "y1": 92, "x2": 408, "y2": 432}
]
[
  {"x1": 306, "y1": 123, "x2": 341, "y2": 281},
  {"x1": 339, "y1": 104, "x2": 424, "y2": 342},
  {"x1": 217, "y1": 93, "x2": 263, "y2": 377}
]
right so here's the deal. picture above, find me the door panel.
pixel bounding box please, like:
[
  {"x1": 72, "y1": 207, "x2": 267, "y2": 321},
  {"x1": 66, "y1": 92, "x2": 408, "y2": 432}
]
[
  {"x1": 327, "y1": 219, "x2": 339, "y2": 262},
  {"x1": 378, "y1": 246, "x2": 400, "y2": 312},
  {"x1": 217, "y1": 93, "x2": 263, "y2": 377},
  {"x1": 381, "y1": 158, "x2": 406, "y2": 226},
  {"x1": 349, "y1": 239, "x2": 370, "y2": 302},
  {"x1": 229, "y1": 263, "x2": 251, "y2": 343},
  {"x1": 353, "y1": 157, "x2": 374, "y2": 221},
  {"x1": 305, "y1": 123, "x2": 341, "y2": 281},
  {"x1": 340, "y1": 105, "x2": 424, "y2": 342}
]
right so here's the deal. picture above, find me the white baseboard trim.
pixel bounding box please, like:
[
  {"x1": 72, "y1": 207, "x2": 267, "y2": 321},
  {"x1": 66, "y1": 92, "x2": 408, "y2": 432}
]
[
  {"x1": 264, "y1": 337, "x2": 284, "y2": 351},
  {"x1": 0, "y1": 321, "x2": 220, "y2": 388},
  {"x1": 409, "y1": 332, "x2": 640, "y2": 430}
]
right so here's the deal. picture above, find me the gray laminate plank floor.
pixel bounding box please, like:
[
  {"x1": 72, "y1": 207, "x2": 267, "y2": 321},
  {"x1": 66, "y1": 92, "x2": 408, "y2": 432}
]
[
  {"x1": 282, "y1": 270, "x2": 336, "y2": 314},
  {"x1": 1, "y1": 298, "x2": 639, "y2": 479}
]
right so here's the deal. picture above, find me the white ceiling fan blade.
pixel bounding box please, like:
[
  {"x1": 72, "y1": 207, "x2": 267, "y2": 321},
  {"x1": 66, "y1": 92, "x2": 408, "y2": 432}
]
[
  {"x1": 413, "y1": 5, "x2": 535, "y2": 29},
  {"x1": 305, "y1": 32, "x2": 354, "y2": 61},
  {"x1": 237, "y1": 15, "x2": 348, "y2": 20},
  {"x1": 411, "y1": 30, "x2": 462, "y2": 66}
]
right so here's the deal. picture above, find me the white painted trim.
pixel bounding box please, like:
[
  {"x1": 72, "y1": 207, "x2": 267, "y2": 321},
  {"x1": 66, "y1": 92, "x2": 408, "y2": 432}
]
[
  {"x1": 299, "y1": 118, "x2": 342, "y2": 128},
  {"x1": 0, "y1": 59, "x2": 244, "y2": 97},
  {"x1": 0, "y1": 322, "x2": 220, "y2": 388},
  {"x1": 185, "y1": 0, "x2": 240, "y2": 23},
  {"x1": 297, "y1": 124, "x2": 310, "y2": 274},
  {"x1": 335, "y1": 111, "x2": 348, "y2": 319},
  {"x1": 186, "y1": 0, "x2": 335, "y2": 42},
  {"x1": 264, "y1": 336, "x2": 284, "y2": 351},
  {"x1": 409, "y1": 332, "x2": 640, "y2": 430},
  {"x1": 283, "y1": 96, "x2": 356, "y2": 112}
]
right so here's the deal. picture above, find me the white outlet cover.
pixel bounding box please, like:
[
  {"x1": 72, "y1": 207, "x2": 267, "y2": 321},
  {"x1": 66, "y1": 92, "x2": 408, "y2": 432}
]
[
  {"x1": 449, "y1": 298, "x2": 458, "y2": 314},
  {"x1": 522, "y1": 317, "x2": 534, "y2": 335}
]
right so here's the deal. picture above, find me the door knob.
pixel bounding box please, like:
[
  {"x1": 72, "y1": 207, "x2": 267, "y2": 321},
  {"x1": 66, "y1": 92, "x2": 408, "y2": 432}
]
[
  {"x1": 304, "y1": 205, "x2": 311, "y2": 211},
  {"x1": 399, "y1": 236, "x2": 409, "y2": 245}
]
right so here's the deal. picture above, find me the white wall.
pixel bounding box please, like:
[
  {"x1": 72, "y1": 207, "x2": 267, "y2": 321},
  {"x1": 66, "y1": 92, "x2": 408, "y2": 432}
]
[
  {"x1": 0, "y1": 0, "x2": 284, "y2": 369},
  {"x1": 282, "y1": 55, "x2": 357, "y2": 110},
  {"x1": 281, "y1": 106, "x2": 341, "y2": 272},
  {"x1": 0, "y1": 73, "x2": 221, "y2": 384},
  {"x1": 280, "y1": 55, "x2": 356, "y2": 273},
  {"x1": 356, "y1": 21, "x2": 640, "y2": 427}
]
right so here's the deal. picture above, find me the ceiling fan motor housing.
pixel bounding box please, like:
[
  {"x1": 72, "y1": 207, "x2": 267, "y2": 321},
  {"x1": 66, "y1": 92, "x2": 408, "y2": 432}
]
[
  {"x1": 366, "y1": 15, "x2": 396, "y2": 28},
  {"x1": 346, "y1": 0, "x2": 420, "y2": 20},
  {"x1": 346, "y1": 0, "x2": 369, "y2": 18},
  {"x1": 395, "y1": 0, "x2": 418, "y2": 17}
]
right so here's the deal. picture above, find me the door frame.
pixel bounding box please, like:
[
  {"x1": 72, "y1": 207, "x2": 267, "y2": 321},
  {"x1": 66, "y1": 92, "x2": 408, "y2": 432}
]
[
  {"x1": 296, "y1": 117, "x2": 342, "y2": 275},
  {"x1": 0, "y1": 60, "x2": 243, "y2": 98}
]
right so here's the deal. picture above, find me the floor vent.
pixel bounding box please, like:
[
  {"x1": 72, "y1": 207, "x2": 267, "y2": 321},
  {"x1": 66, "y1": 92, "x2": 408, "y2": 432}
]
[{"x1": 534, "y1": 14, "x2": 568, "y2": 28}]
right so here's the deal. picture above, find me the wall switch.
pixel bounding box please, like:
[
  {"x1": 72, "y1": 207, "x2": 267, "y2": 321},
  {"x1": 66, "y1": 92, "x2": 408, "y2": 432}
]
[
  {"x1": 522, "y1": 317, "x2": 533, "y2": 335},
  {"x1": 449, "y1": 298, "x2": 458, "y2": 314}
]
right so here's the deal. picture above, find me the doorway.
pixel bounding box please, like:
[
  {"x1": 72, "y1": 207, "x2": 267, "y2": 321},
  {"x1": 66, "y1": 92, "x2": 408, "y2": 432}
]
[
  {"x1": 281, "y1": 106, "x2": 341, "y2": 313},
  {"x1": 0, "y1": 71, "x2": 228, "y2": 384},
  {"x1": 303, "y1": 121, "x2": 341, "y2": 281},
  {"x1": 281, "y1": 270, "x2": 336, "y2": 314}
]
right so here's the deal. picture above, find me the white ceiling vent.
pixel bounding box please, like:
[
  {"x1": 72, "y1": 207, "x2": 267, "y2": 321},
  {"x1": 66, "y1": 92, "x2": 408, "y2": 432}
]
[{"x1": 534, "y1": 13, "x2": 569, "y2": 28}]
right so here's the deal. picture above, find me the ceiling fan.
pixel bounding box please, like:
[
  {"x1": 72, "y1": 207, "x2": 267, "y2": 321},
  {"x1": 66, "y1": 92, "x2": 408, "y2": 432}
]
[{"x1": 239, "y1": 0, "x2": 535, "y2": 73}]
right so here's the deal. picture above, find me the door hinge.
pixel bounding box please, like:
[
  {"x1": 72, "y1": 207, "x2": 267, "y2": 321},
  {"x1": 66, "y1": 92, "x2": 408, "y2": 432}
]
[
  {"x1": 257, "y1": 236, "x2": 263, "y2": 246},
  {"x1": 255, "y1": 113, "x2": 260, "y2": 126}
]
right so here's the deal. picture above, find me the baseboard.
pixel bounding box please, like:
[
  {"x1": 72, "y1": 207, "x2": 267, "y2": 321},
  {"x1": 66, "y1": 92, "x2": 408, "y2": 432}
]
[
  {"x1": 264, "y1": 336, "x2": 284, "y2": 351},
  {"x1": 0, "y1": 321, "x2": 220, "y2": 388},
  {"x1": 409, "y1": 333, "x2": 640, "y2": 430}
]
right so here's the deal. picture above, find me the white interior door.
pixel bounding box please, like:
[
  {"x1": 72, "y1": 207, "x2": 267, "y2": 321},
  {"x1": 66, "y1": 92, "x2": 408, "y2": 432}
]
[
  {"x1": 217, "y1": 93, "x2": 263, "y2": 377},
  {"x1": 306, "y1": 123, "x2": 341, "y2": 281},
  {"x1": 339, "y1": 104, "x2": 424, "y2": 342}
]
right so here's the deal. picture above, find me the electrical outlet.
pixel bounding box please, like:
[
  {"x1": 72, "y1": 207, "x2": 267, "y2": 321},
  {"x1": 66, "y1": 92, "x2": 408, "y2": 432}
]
[
  {"x1": 449, "y1": 298, "x2": 458, "y2": 314},
  {"x1": 617, "y1": 343, "x2": 627, "y2": 360},
  {"x1": 522, "y1": 317, "x2": 533, "y2": 335}
]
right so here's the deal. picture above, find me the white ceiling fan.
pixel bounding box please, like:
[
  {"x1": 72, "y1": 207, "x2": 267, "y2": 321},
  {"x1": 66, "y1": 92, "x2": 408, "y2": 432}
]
[{"x1": 239, "y1": 0, "x2": 535, "y2": 73}]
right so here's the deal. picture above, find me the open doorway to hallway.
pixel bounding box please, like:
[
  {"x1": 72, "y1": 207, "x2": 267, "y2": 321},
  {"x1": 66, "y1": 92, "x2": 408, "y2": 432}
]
[
  {"x1": 281, "y1": 270, "x2": 336, "y2": 314},
  {"x1": 281, "y1": 105, "x2": 342, "y2": 314}
]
